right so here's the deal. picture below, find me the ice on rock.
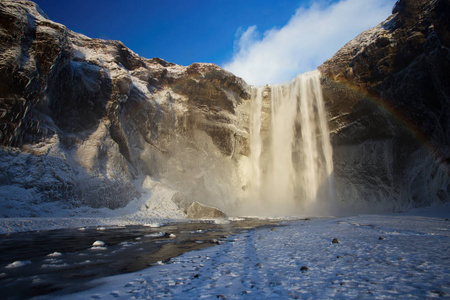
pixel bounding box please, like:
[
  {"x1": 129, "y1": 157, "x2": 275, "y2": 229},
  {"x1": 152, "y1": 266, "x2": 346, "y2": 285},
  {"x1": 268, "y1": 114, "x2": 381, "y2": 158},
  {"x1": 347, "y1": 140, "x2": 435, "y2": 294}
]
[
  {"x1": 41, "y1": 263, "x2": 69, "y2": 269},
  {"x1": 5, "y1": 260, "x2": 31, "y2": 268},
  {"x1": 92, "y1": 240, "x2": 105, "y2": 247},
  {"x1": 43, "y1": 258, "x2": 63, "y2": 264},
  {"x1": 144, "y1": 232, "x2": 166, "y2": 238},
  {"x1": 143, "y1": 223, "x2": 163, "y2": 228}
]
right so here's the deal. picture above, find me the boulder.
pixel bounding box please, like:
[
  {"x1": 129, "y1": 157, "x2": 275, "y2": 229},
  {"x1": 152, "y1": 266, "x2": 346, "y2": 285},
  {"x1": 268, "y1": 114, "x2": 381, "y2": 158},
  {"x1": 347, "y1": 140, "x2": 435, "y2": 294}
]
[{"x1": 186, "y1": 202, "x2": 227, "y2": 219}]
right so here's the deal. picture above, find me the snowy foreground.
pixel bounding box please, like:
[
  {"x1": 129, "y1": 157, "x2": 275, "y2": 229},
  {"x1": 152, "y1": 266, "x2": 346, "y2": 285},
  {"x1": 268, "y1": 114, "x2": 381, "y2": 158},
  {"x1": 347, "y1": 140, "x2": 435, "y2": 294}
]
[{"x1": 32, "y1": 205, "x2": 450, "y2": 299}]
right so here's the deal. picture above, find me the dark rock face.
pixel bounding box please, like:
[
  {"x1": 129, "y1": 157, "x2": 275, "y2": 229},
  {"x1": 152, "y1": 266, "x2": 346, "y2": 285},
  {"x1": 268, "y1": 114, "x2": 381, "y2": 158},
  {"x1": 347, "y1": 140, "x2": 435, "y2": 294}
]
[
  {"x1": 319, "y1": 0, "x2": 449, "y2": 210},
  {"x1": 0, "y1": 0, "x2": 250, "y2": 215}
]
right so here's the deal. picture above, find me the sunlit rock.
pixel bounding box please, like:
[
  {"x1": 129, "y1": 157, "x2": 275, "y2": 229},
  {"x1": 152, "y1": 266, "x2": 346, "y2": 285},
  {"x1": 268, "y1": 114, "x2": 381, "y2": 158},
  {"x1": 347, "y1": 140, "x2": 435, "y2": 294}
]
[
  {"x1": 0, "y1": 0, "x2": 250, "y2": 215},
  {"x1": 186, "y1": 202, "x2": 227, "y2": 219}
]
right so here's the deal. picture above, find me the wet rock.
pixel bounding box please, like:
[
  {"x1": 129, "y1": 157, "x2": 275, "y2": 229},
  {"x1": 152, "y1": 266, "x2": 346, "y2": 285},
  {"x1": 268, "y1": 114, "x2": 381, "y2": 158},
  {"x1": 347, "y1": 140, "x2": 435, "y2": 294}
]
[
  {"x1": 431, "y1": 290, "x2": 446, "y2": 297},
  {"x1": 186, "y1": 202, "x2": 227, "y2": 219},
  {"x1": 209, "y1": 239, "x2": 224, "y2": 245}
]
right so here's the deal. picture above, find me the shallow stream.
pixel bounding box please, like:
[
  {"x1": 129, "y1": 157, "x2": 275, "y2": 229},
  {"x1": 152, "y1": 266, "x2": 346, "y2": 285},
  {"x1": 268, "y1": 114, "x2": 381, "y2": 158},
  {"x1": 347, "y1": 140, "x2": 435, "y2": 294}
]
[{"x1": 0, "y1": 218, "x2": 280, "y2": 299}]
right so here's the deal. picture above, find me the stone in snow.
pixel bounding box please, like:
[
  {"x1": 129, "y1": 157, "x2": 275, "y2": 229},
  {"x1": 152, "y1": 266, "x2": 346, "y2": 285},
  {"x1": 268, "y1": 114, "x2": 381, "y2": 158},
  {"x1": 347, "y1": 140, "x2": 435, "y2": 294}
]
[
  {"x1": 5, "y1": 261, "x2": 31, "y2": 268},
  {"x1": 92, "y1": 240, "x2": 105, "y2": 247},
  {"x1": 186, "y1": 202, "x2": 227, "y2": 219}
]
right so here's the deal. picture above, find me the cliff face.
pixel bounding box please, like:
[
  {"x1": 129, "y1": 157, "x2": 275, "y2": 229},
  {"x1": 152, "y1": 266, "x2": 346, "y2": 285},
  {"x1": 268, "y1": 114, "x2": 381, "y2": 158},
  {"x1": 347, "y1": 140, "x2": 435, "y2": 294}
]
[
  {"x1": 0, "y1": 0, "x2": 448, "y2": 217},
  {"x1": 0, "y1": 0, "x2": 250, "y2": 217},
  {"x1": 319, "y1": 0, "x2": 450, "y2": 210}
]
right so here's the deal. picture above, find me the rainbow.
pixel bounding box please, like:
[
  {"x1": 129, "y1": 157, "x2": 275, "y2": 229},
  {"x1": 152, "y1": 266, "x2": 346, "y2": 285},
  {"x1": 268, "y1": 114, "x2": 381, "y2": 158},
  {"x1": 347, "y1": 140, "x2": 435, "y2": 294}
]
[{"x1": 321, "y1": 75, "x2": 449, "y2": 174}]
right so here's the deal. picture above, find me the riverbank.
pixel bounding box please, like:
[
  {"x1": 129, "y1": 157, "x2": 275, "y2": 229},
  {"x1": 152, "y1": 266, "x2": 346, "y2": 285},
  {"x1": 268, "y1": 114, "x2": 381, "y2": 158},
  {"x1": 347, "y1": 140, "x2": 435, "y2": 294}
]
[{"x1": 49, "y1": 205, "x2": 450, "y2": 299}]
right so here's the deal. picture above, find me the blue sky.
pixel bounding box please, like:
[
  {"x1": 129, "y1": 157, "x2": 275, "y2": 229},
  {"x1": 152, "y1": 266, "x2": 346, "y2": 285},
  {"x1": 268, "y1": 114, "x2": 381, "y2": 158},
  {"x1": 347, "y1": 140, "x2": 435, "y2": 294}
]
[{"x1": 33, "y1": 0, "x2": 396, "y2": 85}]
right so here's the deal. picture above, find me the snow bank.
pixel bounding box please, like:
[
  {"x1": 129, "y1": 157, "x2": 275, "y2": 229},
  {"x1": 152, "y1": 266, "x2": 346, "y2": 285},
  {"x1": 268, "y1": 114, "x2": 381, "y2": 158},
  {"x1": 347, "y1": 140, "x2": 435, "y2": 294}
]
[{"x1": 0, "y1": 176, "x2": 189, "y2": 234}]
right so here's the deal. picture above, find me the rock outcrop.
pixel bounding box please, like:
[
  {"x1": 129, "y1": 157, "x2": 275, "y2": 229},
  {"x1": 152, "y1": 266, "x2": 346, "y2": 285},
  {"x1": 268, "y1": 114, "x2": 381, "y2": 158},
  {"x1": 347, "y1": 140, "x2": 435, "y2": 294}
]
[
  {"x1": 319, "y1": 0, "x2": 449, "y2": 210},
  {"x1": 186, "y1": 202, "x2": 227, "y2": 219},
  {"x1": 0, "y1": 0, "x2": 250, "y2": 216}
]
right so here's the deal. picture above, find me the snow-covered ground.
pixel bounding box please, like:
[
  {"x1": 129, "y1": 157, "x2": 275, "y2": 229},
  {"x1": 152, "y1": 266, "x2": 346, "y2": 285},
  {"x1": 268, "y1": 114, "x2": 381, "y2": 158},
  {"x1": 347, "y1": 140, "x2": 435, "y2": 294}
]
[
  {"x1": 33, "y1": 204, "x2": 449, "y2": 300},
  {"x1": 0, "y1": 177, "x2": 189, "y2": 234}
]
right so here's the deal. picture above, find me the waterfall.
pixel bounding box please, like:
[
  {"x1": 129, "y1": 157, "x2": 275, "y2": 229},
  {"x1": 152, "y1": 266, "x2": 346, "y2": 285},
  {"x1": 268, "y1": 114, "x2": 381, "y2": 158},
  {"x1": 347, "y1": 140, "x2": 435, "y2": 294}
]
[
  {"x1": 249, "y1": 86, "x2": 263, "y2": 199},
  {"x1": 248, "y1": 70, "x2": 335, "y2": 215}
]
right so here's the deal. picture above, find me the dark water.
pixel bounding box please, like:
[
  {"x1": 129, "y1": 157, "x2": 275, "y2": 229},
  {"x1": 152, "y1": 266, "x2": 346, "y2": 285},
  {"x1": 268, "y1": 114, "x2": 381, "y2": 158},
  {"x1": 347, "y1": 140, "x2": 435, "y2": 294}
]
[{"x1": 0, "y1": 219, "x2": 279, "y2": 299}]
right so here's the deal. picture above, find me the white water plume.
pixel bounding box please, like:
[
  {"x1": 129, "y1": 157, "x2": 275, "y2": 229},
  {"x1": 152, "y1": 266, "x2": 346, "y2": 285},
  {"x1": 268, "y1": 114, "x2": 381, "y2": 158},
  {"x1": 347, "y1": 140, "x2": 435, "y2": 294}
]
[
  {"x1": 249, "y1": 86, "x2": 263, "y2": 199},
  {"x1": 247, "y1": 70, "x2": 335, "y2": 215}
]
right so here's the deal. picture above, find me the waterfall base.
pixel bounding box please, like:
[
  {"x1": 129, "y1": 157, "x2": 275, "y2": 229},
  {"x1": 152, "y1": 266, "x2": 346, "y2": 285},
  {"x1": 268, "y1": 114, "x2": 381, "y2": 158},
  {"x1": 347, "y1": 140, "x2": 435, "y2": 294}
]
[{"x1": 242, "y1": 70, "x2": 336, "y2": 216}]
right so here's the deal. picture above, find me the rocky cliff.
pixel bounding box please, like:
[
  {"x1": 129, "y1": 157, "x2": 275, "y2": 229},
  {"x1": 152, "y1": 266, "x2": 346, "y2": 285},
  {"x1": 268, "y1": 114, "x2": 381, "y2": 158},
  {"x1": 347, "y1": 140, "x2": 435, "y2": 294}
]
[
  {"x1": 319, "y1": 0, "x2": 449, "y2": 211},
  {"x1": 0, "y1": 0, "x2": 251, "y2": 217},
  {"x1": 0, "y1": 0, "x2": 448, "y2": 217}
]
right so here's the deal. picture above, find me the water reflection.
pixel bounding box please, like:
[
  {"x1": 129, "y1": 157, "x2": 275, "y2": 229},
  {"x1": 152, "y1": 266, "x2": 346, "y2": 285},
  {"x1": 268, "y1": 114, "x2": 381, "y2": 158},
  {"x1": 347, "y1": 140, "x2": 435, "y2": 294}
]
[{"x1": 0, "y1": 219, "x2": 279, "y2": 299}]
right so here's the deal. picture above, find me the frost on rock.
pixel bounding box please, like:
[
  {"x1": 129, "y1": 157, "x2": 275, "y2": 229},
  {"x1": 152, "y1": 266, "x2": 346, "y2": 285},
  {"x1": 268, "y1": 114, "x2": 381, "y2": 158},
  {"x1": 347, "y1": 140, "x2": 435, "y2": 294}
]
[
  {"x1": 92, "y1": 240, "x2": 105, "y2": 247},
  {"x1": 5, "y1": 260, "x2": 31, "y2": 269}
]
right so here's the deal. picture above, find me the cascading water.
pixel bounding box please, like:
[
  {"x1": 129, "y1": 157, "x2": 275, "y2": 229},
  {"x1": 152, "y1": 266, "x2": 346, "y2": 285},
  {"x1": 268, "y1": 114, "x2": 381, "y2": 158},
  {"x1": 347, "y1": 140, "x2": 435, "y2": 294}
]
[
  {"x1": 247, "y1": 70, "x2": 335, "y2": 215},
  {"x1": 249, "y1": 86, "x2": 263, "y2": 199}
]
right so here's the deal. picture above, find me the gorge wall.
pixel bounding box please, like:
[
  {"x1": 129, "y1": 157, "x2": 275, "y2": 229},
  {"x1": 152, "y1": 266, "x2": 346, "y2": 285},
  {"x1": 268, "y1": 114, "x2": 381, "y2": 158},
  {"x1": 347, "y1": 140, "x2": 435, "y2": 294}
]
[
  {"x1": 319, "y1": 0, "x2": 450, "y2": 211},
  {"x1": 0, "y1": 0, "x2": 448, "y2": 217},
  {"x1": 0, "y1": 0, "x2": 251, "y2": 217}
]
